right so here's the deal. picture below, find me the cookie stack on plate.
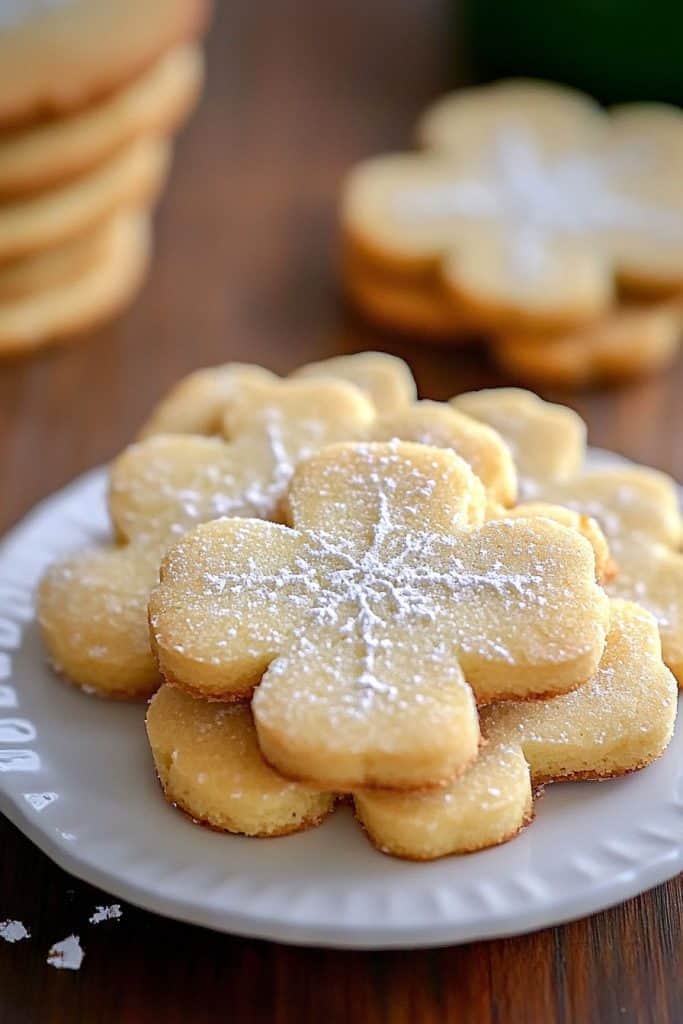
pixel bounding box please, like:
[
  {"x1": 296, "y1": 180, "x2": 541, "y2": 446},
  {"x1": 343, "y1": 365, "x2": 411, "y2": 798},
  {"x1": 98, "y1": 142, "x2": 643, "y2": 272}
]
[
  {"x1": 341, "y1": 79, "x2": 683, "y2": 389},
  {"x1": 36, "y1": 354, "x2": 679, "y2": 861},
  {"x1": 0, "y1": 0, "x2": 210, "y2": 357}
]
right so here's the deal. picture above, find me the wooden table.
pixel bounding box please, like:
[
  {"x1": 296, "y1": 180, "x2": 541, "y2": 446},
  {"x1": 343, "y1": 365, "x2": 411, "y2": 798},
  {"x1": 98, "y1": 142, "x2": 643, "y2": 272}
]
[{"x1": 0, "y1": 3, "x2": 681, "y2": 1021}]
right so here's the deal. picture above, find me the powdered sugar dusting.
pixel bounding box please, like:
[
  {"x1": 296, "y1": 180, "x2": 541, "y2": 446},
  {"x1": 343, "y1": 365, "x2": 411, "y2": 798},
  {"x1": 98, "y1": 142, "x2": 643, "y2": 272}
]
[
  {"x1": 532, "y1": 471, "x2": 683, "y2": 639},
  {"x1": 115, "y1": 407, "x2": 365, "y2": 545},
  {"x1": 40, "y1": 395, "x2": 371, "y2": 682},
  {"x1": 489, "y1": 603, "x2": 676, "y2": 753},
  {"x1": 159, "y1": 443, "x2": 604, "y2": 728},
  {"x1": 395, "y1": 127, "x2": 683, "y2": 244}
]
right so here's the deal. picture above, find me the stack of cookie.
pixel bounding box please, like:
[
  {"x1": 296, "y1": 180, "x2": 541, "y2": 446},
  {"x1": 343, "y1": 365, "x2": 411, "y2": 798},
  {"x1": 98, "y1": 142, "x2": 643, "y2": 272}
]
[
  {"x1": 0, "y1": 0, "x2": 210, "y2": 357},
  {"x1": 37, "y1": 354, "x2": 679, "y2": 860},
  {"x1": 341, "y1": 80, "x2": 683, "y2": 389}
]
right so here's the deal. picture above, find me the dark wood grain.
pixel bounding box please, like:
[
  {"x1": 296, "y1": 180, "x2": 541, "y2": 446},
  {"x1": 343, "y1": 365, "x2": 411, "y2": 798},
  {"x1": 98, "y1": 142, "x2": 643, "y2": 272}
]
[{"x1": 0, "y1": 3, "x2": 681, "y2": 1021}]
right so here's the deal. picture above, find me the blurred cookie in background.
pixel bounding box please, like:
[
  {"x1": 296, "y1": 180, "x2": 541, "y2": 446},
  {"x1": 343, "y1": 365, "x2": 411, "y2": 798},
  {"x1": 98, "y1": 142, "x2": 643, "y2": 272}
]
[
  {"x1": 491, "y1": 299, "x2": 683, "y2": 389},
  {"x1": 0, "y1": 137, "x2": 170, "y2": 266},
  {"x1": 340, "y1": 78, "x2": 683, "y2": 389},
  {"x1": 0, "y1": 0, "x2": 211, "y2": 357},
  {"x1": 0, "y1": 0, "x2": 209, "y2": 127},
  {"x1": 0, "y1": 211, "x2": 151, "y2": 357},
  {"x1": 342, "y1": 239, "x2": 476, "y2": 343},
  {"x1": 0, "y1": 45, "x2": 203, "y2": 199}
]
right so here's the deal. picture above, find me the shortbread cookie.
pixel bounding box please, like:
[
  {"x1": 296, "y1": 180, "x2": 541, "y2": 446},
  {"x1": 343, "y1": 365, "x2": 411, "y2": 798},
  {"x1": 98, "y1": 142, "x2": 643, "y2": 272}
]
[
  {"x1": 539, "y1": 467, "x2": 683, "y2": 682},
  {"x1": 370, "y1": 400, "x2": 516, "y2": 506},
  {"x1": 113, "y1": 380, "x2": 375, "y2": 535},
  {"x1": 149, "y1": 441, "x2": 608, "y2": 790},
  {"x1": 0, "y1": 135, "x2": 169, "y2": 265},
  {"x1": 291, "y1": 350, "x2": 417, "y2": 415},
  {"x1": 142, "y1": 360, "x2": 516, "y2": 505},
  {"x1": 0, "y1": 210, "x2": 150, "y2": 357},
  {"x1": 39, "y1": 543, "x2": 165, "y2": 698},
  {"x1": 492, "y1": 301, "x2": 683, "y2": 388},
  {"x1": 0, "y1": 218, "x2": 113, "y2": 302},
  {"x1": 140, "y1": 351, "x2": 416, "y2": 438},
  {"x1": 357, "y1": 716, "x2": 533, "y2": 859},
  {"x1": 0, "y1": 45, "x2": 203, "y2": 198},
  {"x1": 457, "y1": 386, "x2": 683, "y2": 683},
  {"x1": 452, "y1": 388, "x2": 586, "y2": 497},
  {"x1": 355, "y1": 600, "x2": 677, "y2": 859},
  {"x1": 494, "y1": 502, "x2": 611, "y2": 582},
  {"x1": 342, "y1": 80, "x2": 683, "y2": 333},
  {"x1": 539, "y1": 466, "x2": 681, "y2": 547},
  {"x1": 344, "y1": 257, "x2": 471, "y2": 340},
  {"x1": 138, "y1": 364, "x2": 278, "y2": 439},
  {"x1": 41, "y1": 379, "x2": 519, "y2": 698},
  {"x1": 418, "y1": 80, "x2": 604, "y2": 161},
  {"x1": 38, "y1": 377, "x2": 376, "y2": 697},
  {"x1": 0, "y1": 0, "x2": 209, "y2": 128},
  {"x1": 146, "y1": 686, "x2": 335, "y2": 836},
  {"x1": 345, "y1": 273, "x2": 452, "y2": 340}
]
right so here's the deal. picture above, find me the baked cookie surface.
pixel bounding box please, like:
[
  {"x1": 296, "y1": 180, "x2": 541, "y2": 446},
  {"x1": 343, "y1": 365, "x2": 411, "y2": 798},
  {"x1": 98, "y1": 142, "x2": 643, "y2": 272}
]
[
  {"x1": 342, "y1": 79, "x2": 683, "y2": 334},
  {"x1": 452, "y1": 387, "x2": 586, "y2": 496},
  {"x1": 458, "y1": 386, "x2": 683, "y2": 684},
  {"x1": 0, "y1": 44, "x2": 203, "y2": 198},
  {"x1": 38, "y1": 375, "x2": 377, "y2": 698},
  {"x1": 147, "y1": 685, "x2": 335, "y2": 836},
  {"x1": 40, "y1": 366, "x2": 529, "y2": 699},
  {"x1": 0, "y1": 0, "x2": 209, "y2": 127},
  {"x1": 149, "y1": 441, "x2": 608, "y2": 790},
  {"x1": 0, "y1": 210, "x2": 150, "y2": 357},
  {"x1": 493, "y1": 300, "x2": 682, "y2": 388},
  {"x1": 140, "y1": 351, "x2": 417, "y2": 437},
  {"x1": 0, "y1": 135, "x2": 169, "y2": 265},
  {"x1": 144, "y1": 600, "x2": 675, "y2": 860},
  {"x1": 355, "y1": 601, "x2": 677, "y2": 859}
]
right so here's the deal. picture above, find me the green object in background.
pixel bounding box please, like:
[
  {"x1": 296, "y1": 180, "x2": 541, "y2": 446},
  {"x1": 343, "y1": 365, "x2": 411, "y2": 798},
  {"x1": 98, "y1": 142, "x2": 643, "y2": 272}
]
[{"x1": 464, "y1": 0, "x2": 683, "y2": 104}]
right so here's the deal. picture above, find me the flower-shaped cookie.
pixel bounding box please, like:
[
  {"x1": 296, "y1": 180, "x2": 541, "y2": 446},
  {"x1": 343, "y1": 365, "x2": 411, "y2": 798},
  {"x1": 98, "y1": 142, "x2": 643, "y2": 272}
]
[
  {"x1": 492, "y1": 300, "x2": 683, "y2": 388},
  {"x1": 146, "y1": 685, "x2": 335, "y2": 836},
  {"x1": 343, "y1": 80, "x2": 683, "y2": 332},
  {"x1": 342, "y1": 244, "x2": 475, "y2": 341},
  {"x1": 292, "y1": 351, "x2": 417, "y2": 415},
  {"x1": 458, "y1": 386, "x2": 683, "y2": 684},
  {"x1": 139, "y1": 351, "x2": 417, "y2": 437},
  {"x1": 492, "y1": 501, "x2": 611, "y2": 583},
  {"x1": 144, "y1": 600, "x2": 674, "y2": 856},
  {"x1": 452, "y1": 387, "x2": 586, "y2": 497},
  {"x1": 38, "y1": 376, "x2": 375, "y2": 698},
  {"x1": 540, "y1": 467, "x2": 683, "y2": 683},
  {"x1": 149, "y1": 441, "x2": 608, "y2": 790},
  {"x1": 39, "y1": 377, "x2": 517, "y2": 698},
  {"x1": 355, "y1": 600, "x2": 677, "y2": 858}
]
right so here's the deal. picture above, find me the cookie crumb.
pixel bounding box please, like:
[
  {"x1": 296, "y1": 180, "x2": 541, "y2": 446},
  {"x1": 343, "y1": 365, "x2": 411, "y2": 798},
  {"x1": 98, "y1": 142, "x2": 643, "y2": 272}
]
[
  {"x1": 89, "y1": 904, "x2": 122, "y2": 925},
  {"x1": 23, "y1": 791, "x2": 58, "y2": 812},
  {"x1": 0, "y1": 920, "x2": 29, "y2": 943},
  {"x1": 47, "y1": 935, "x2": 84, "y2": 971}
]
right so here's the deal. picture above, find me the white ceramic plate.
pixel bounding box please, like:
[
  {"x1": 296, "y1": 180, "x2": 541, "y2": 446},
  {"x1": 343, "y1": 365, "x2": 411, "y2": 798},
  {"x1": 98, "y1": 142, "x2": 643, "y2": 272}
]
[{"x1": 0, "y1": 454, "x2": 681, "y2": 949}]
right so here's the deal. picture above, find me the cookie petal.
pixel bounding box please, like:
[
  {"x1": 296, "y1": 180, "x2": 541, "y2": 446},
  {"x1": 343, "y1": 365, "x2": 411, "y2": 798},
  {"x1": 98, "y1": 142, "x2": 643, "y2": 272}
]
[
  {"x1": 38, "y1": 544, "x2": 162, "y2": 699},
  {"x1": 146, "y1": 686, "x2": 335, "y2": 836},
  {"x1": 356, "y1": 600, "x2": 676, "y2": 859},
  {"x1": 451, "y1": 388, "x2": 586, "y2": 495}
]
